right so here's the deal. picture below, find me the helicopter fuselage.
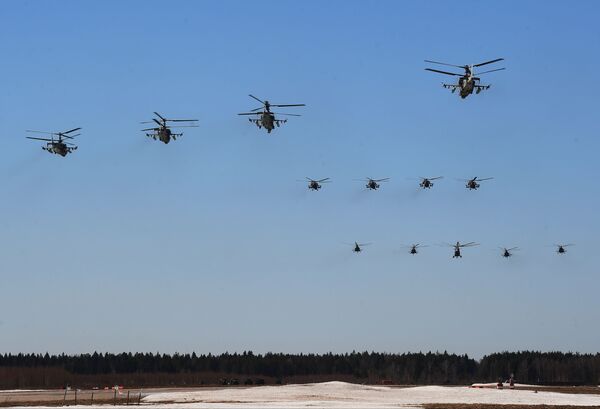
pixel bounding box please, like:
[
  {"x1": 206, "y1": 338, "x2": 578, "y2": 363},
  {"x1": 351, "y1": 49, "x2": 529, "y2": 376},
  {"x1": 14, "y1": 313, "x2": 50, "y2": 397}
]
[
  {"x1": 43, "y1": 141, "x2": 72, "y2": 157},
  {"x1": 157, "y1": 127, "x2": 172, "y2": 144},
  {"x1": 308, "y1": 181, "x2": 321, "y2": 191},
  {"x1": 453, "y1": 248, "x2": 462, "y2": 258},
  {"x1": 367, "y1": 181, "x2": 379, "y2": 190},
  {"x1": 467, "y1": 181, "x2": 480, "y2": 190},
  {"x1": 420, "y1": 179, "x2": 433, "y2": 189}
]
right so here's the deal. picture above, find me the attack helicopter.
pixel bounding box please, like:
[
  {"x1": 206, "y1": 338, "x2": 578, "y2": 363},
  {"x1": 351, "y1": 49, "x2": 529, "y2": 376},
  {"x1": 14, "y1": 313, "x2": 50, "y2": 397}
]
[
  {"x1": 419, "y1": 176, "x2": 443, "y2": 189},
  {"x1": 346, "y1": 242, "x2": 371, "y2": 253},
  {"x1": 555, "y1": 244, "x2": 574, "y2": 254},
  {"x1": 500, "y1": 247, "x2": 519, "y2": 258},
  {"x1": 238, "y1": 94, "x2": 305, "y2": 133},
  {"x1": 141, "y1": 112, "x2": 198, "y2": 144},
  {"x1": 446, "y1": 241, "x2": 479, "y2": 258},
  {"x1": 402, "y1": 244, "x2": 427, "y2": 255},
  {"x1": 462, "y1": 176, "x2": 493, "y2": 190},
  {"x1": 356, "y1": 177, "x2": 390, "y2": 191},
  {"x1": 425, "y1": 58, "x2": 505, "y2": 99},
  {"x1": 26, "y1": 127, "x2": 81, "y2": 157},
  {"x1": 301, "y1": 177, "x2": 330, "y2": 191}
]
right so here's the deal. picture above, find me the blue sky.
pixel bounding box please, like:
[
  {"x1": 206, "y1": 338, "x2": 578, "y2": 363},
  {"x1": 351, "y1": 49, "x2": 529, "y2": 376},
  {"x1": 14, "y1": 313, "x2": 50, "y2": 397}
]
[{"x1": 0, "y1": 1, "x2": 599, "y2": 358}]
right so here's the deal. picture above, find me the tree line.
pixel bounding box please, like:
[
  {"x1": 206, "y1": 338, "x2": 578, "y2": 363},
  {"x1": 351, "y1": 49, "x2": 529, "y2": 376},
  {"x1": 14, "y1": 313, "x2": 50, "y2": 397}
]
[{"x1": 0, "y1": 351, "x2": 598, "y2": 389}]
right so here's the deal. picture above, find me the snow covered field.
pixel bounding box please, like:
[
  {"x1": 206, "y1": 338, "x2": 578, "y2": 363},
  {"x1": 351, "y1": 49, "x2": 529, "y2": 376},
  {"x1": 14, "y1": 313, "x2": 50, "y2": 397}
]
[{"x1": 140, "y1": 381, "x2": 600, "y2": 408}]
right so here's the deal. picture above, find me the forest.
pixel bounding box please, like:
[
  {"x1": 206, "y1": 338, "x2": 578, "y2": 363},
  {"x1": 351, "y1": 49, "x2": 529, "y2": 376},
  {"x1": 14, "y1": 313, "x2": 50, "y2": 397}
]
[{"x1": 1, "y1": 351, "x2": 599, "y2": 389}]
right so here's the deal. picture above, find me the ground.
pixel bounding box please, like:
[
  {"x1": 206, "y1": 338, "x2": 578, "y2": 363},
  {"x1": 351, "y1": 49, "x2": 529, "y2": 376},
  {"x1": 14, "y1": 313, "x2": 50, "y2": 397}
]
[{"x1": 1, "y1": 382, "x2": 600, "y2": 408}]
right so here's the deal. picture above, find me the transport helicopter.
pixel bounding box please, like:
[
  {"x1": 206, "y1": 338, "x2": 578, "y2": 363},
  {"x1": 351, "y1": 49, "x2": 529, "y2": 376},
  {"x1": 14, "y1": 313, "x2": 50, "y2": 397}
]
[
  {"x1": 141, "y1": 112, "x2": 198, "y2": 144},
  {"x1": 355, "y1": 177, "x2": 390, "y2": 191},
  {"x1": 238, "y1": 94, "x2": 305, "y2": 133},
  {"x1": 300, "y1": 177, "x2": 330, "y2": 191},
  {"x1": 445, "y1": 241, "x2": 479, "y2": 258},
  {"x1": 555, "y1": 244, "x2": 574, "y2": 254},
  {"x1": 500, "y1": 247, "x2": 519, "y2": 258},
  {"x1": 26, "y1": 127, "x2": 81, "y2": 157},
  {"x1": 419, "y1": 176, "x2": 443, "y2": 189},
  {"x1": 425, "y1": 58, "x2": 505, "y2": 99},
  {"x1": 462, "y1": 176, "x2": 493, "y2": 190},
  {"x1": 345, "y1": 242, "x2": 371, "y2": 253},
  {"x1": 402, "y1": 244, "x2": 427, "y2": 255}
]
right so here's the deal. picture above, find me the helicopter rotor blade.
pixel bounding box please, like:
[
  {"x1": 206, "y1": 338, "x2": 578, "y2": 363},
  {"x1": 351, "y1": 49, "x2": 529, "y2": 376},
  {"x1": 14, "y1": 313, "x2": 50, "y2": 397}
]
[
  {"x1": 153, "y1": 118, "x2": 162, "y2": 126},
  {"x1": 272, "y1": 112, "x2": 301, "y2": 117},
  {"x1": 317, "y1": 178, "x2": 330, "y2": 183},
  {"x1": 271, "y1": 104, "x2": 305, "y2": 107},
  {"x1": 476, "y1": 68, "x2": 506, "y2": 75},
  {"x1": 428, "y1": 176, "x2": 444, "y2": 180},
  {"x1": 168, "y1": 125, "x2": 199, "y2": 128},
  {"x1": 26, "y1": 136, "x2": 53, "y2": 141},
  {"x1": 168, "y1": 119, "x2": 199, "y2": 122},
  {"x1": 473, "y1": 58, "x2": 504, "y2": 67},
  {"x1": 153, "y1": 112, "x2": 166, "y2": 121},
  {"x1": 62, "y1": 127, "x2": 81, "y2": 134},
  {"x1": 250, "y1": 107, "x2": 264, "y2": 112},
  {"x1": 248, "y1": 94, "x2": 265, "y2": 104},
  {"x1": 477, "y1": 177, "x2": 494, "y2": 181},
  {"x1": 238, "y1": 112, "x2": 260, "y2": 116},
  {"x1": 374, "y1": 178, "x2": 390, "y2": 182},
  {"x1": 424, "y1": 60, "x2": 466, "y2": 69},
  {"x1": 425, "y1": 68, "x2": 463, "y2": 76},
  {"x1": 141, "y1": 128, "x2": 158, "y2": 132}
]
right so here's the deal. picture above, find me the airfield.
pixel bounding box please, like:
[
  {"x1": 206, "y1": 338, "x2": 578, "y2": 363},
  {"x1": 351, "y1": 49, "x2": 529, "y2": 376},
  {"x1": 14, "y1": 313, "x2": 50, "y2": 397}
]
[{"x1": 2, "y1": 381, "x2": 600, "y2": 408}]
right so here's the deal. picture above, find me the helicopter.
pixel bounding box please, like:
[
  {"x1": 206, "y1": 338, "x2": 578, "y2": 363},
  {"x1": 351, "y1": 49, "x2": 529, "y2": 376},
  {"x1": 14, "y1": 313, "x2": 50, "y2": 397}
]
[
  {"x1": 402, "y1": 244, "x2": 427, "y2": 255},
  {"x1": 419, "y1": 176, "x2": 443, "y2": 189},
  {"x1": 555, "y1": 244, "x2": 574, "y2": 254},
  {"x1": 141, "y1": 112, "x2": 198, "y2": 144},
  {"x1": 301, "y1": 177, "x2": 330, "y2": 191},
  {"x1": 462, "y1": 176, "x2": 493, "y2": 190},
  {"x1": 356, "y1": 177, "x2": 390, "y2": 191},
  {"x1": 500, "y1": 247, "x2": 519, "y2": 258},
  {"x1": 26, "y1": 127, "x2": 81, "y2": 157},
  {"x1": 425, "y1": 58, "x2": 505, "y2": 99},
  {"x1": 346, "y1": 242, "x2": 371, "y2": 253},
  {"x1": 238, "y1": 94, "x2": 305, "y2": 133},
  {"x1": 446, "y1": 241, "x2": 479, "y2": 258}
]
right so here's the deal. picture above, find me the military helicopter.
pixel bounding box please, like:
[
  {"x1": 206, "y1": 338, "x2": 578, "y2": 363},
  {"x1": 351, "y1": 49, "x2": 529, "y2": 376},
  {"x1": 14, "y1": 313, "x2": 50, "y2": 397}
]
[
  {"x1": 425, "y1": 58, "x2": 505, "y2": 99},
  {"x1": 462, "y1": 176, "x2": 493, "y2": 190},
  {"x1": 555, "y1": 244, "x2": 574, "y2": 254},
  {"x1": 26, "y1": 127, "x2": 81, "y2": 157},
  {"x1": 356, "y1": 177, "x2": 390, "y2": 190},
  {"x1": 402, "y1": 244, "x2": 427, "y2": 255},
  {"x1": 300, "y1": 177, "x2": 331, "y2": 191},
  {"x1": 141, "y1": 112, "x2": 198, "y2": 144},
  {"x1": 238, "y1": 94, "x2": 305, "y2": 133},
  {"x1": 500, "y1": 247, "x2": 519, "y2": 258},
  {"x1": 345, "y1": 242, "x2": 371, "y2": 253},
  {"x1": 419, "y1": 176, "x2": 443, "y2": 189},
  {"x1": 446, "y1": 241, "x2": 479, "y2": 258}
]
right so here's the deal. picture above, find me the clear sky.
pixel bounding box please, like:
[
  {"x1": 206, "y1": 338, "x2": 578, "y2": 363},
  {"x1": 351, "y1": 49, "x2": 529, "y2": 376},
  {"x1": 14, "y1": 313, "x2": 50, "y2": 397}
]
[{"x1": 1, "y1": 0, "x2": 599, "y2": 359}]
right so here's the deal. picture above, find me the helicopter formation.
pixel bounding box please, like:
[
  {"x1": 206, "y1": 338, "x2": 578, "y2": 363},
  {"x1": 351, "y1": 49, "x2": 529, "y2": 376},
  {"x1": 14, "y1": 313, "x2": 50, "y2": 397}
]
[
  {"x1": 20, "y1": 57, "x2": 575, "y2": 260},
  {"x1": 298, "y1": 176, "x2": 494, "y2": 191},
  {"x1": 345, "y1": 243, "x2": 573, "y2": 258},
  {"x1": 22, "y1": 59, "x2": 505, "y2": 153}
]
